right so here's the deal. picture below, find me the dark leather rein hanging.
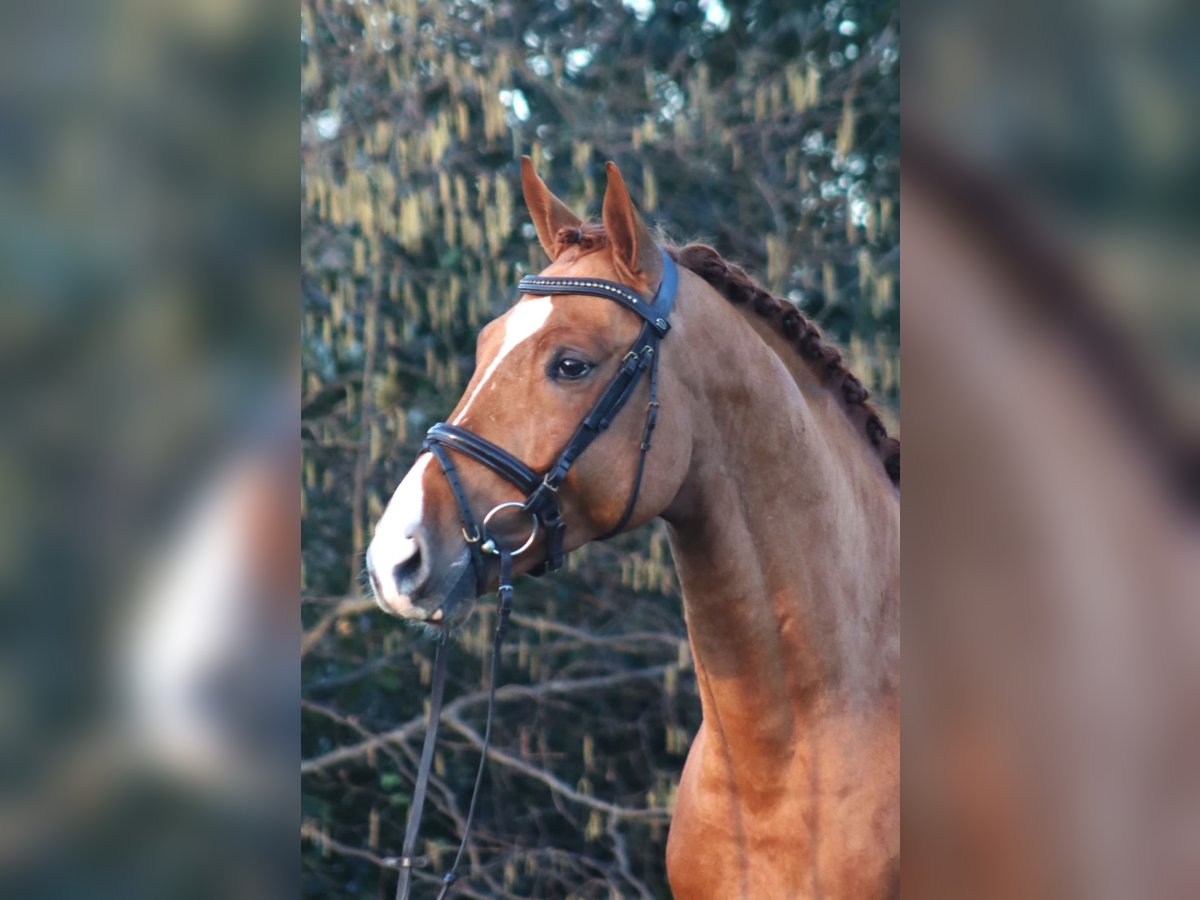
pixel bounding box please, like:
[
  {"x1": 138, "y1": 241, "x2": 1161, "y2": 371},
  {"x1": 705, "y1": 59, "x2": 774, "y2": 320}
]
[{"x1": 391, "y1": 249, "x2": 678, "y2": 899}]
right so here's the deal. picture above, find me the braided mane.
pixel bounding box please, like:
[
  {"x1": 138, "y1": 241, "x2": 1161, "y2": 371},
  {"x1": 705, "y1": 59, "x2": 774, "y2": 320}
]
[{"x1": 553, "y1": 225, "x2": 900, "y2": 486}]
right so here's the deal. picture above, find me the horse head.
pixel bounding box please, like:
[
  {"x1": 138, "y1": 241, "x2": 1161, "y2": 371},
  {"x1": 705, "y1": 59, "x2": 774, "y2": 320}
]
[{"x1": 367, "y1": 160, "x2": 691, "y2": 626}]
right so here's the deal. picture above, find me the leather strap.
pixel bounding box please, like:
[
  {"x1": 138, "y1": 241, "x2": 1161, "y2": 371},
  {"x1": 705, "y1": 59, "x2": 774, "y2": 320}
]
[
  {"x1": 392, "y1": 632, "x2": 449, "y2": 900},
  {"x1": 433, "y1": 550, "x2": 512, "y2": 900},
  {"x1": 424, "y1": 424, "x2": 540, "y2": 497},
  {"x1": 424, "y1": 443, "x2": 486, "y2": 594},
  {"x1": 528, "y1": 325, "x2": 658, "y2": 570},
  {"x1": 393, "y1": 551, "x2": 514, "y2": 900},
  {"x1": 598, "y1": 339, "x2": 662, "y2": 540},
  {"x1": 517, "y1": 247, "x2": 677, "y2": 337}
]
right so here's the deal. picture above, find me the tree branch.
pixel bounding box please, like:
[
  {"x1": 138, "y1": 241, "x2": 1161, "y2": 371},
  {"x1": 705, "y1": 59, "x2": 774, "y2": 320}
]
[{"x1": 301, "y1": 665, "x2": 669, "y2": 775}]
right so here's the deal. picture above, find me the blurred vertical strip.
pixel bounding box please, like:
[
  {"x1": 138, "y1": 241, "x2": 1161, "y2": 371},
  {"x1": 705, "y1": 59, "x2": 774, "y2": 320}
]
[
  {"x1": 0, "y1": 1, "x2": 297, "y2": 898},
  {"x1": 904, "y1": 0, "x2": 1199, "y2": 897}
]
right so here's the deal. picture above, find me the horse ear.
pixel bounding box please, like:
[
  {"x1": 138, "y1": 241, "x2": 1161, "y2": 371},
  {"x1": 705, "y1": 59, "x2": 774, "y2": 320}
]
[
  {"x1": 520, "y1": 156, "x2": 582, "y2": 261},
  {"x1": 601, "y1": 161, "x2": 662, "y2": 288}
]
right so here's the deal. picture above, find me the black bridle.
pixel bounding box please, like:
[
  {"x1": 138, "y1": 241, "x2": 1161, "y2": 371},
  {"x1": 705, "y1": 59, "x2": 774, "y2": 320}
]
[
  {"x1": 424, "y1": 247, "x2": 677, "y2": 587},
  {"x1": 390, "y1": 248, "x2": 678, "y2": 899}
]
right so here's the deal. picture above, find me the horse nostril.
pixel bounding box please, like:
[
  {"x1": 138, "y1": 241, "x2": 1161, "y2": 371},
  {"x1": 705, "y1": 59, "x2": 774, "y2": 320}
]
[{"x1": 393, "y1": 544, "x2": 424, "y2": 594}]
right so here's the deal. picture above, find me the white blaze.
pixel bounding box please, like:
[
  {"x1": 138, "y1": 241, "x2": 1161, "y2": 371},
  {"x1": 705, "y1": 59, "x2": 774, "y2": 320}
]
[
  {"x1": 452, "y1": 297, "x2": 555, "y2": 423},
  {"x1": 368, "y1": 297, "x2": 555, "y2": 613}
]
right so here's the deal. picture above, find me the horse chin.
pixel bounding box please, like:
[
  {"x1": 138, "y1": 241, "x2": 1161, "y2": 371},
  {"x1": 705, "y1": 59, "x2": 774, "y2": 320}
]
[{"x1": 413, "y1": 548, "x2": 479, "y2": 632}]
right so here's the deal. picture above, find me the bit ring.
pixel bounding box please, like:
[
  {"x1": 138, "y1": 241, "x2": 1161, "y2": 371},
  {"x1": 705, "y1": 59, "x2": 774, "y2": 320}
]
[{"x1": 480, "y1": 501, "x2": 539, "y2": 557}]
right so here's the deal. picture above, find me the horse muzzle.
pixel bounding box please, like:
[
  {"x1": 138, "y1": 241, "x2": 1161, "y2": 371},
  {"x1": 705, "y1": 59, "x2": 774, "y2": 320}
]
[{"x1": 366, "y1": 527, "x2": 477, "y2": 627}]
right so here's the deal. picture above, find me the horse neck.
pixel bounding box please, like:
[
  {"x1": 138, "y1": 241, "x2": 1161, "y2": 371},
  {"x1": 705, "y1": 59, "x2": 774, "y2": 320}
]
[{"x1": 662, "y1": 276, "x2": 899, "y2": 769}]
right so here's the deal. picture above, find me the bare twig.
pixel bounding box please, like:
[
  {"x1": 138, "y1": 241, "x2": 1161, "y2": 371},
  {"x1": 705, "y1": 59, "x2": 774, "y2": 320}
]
[
  {"x1": 300, "y1": 596, "x2": 376, "y2": 657},
  {"x1": 440, "y1": 709, "x2": 671, "y2": 822},
  {"x1": 608, "y1": 814, "x2": 655, "y2": 900},
  {"x1": 301, "y1": 665, "x2": 669, "y2": 775}
]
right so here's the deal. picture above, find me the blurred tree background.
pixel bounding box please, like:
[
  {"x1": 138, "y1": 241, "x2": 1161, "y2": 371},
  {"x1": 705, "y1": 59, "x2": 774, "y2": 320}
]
[{"x1": 301, "y1": 0, "x2": 897, "y2": 896}]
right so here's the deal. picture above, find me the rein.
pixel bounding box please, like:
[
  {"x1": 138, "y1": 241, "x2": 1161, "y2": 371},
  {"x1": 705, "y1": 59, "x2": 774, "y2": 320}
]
[
  {"x1": 391, "y1": 249, "x2": 678, "y2": 899},
  {"x1": 390, "y1": 551, "x2": 513, "y2": 900}
]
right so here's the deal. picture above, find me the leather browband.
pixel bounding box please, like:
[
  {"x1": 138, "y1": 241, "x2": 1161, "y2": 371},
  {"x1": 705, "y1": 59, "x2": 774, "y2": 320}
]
[{"x1": 518, "y1": 247, "x2": 677, "y2": 337}]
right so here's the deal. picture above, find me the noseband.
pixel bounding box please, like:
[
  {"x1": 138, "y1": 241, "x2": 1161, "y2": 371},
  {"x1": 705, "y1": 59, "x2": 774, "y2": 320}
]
[
  {"x1": 423, "y1": 246, "x2": 677, "y2": 589},
  {"x1": 391, "y1": 249, "x2": 677, "y2": 899}
]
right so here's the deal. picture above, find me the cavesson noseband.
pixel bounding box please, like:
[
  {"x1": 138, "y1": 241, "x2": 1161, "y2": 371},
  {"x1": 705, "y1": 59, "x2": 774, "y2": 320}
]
[{"x1": 391, "y1": 248, "x2": 677, "y2": 899}]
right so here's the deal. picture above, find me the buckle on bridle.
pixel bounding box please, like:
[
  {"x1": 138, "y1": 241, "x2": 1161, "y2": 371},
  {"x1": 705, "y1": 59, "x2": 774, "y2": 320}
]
[{"x1": 461, "y1": 525, "x2": 481, "y2": 544}]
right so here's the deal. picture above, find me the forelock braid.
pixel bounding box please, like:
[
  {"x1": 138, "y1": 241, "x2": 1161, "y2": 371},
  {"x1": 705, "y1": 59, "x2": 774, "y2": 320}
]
[{"x1": 553, "y1": 223, "x2": 609, "y2": 255}]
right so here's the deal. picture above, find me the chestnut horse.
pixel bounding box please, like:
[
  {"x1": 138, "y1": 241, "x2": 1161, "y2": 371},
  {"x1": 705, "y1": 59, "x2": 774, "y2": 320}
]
[{"x1": 367, "y1": 160, "x2": 900, "y2": 898}]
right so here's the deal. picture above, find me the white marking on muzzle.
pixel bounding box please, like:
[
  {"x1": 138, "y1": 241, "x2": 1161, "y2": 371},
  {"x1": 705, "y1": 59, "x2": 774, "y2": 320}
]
[{"x1": 367, "y1": 454, "x2": 431, "y2": 615}]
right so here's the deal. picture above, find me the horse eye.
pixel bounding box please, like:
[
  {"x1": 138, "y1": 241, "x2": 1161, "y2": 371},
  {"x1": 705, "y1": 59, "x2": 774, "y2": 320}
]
[{"x1": 554, "y1": 357, "x2": 592, "y2": 380}]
